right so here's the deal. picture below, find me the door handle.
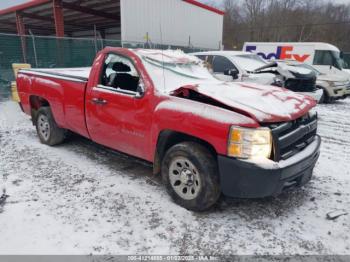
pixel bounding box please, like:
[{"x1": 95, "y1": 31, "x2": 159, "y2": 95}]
[{"x1": 91, "y1": 98, "x2": 108, "y2": 105}]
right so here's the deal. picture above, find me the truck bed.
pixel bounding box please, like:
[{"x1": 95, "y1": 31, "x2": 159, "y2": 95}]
[
  {"x1": 20, "y1": 67, "x2": 91, "y2": 82},
  {"x1": 17, "y1": 67, "x2": 91, "y2": 139}
]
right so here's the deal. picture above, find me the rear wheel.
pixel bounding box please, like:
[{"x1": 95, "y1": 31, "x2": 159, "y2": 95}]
[
  {"x1": 161, "y1": 142, "x2": 220, "y2": 211},
  {"x1": 35, "y1": 107, "x2": 66, "y2": 146}
]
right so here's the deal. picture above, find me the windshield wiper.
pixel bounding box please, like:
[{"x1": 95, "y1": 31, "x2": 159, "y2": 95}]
[{"x1": 253, "y1": 61, "x2": 278, "y2": 73}]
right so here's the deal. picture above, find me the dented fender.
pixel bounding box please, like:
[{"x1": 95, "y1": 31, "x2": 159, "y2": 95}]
[{"x1": 150, "y1": 96, "x2": 259, "y2": 158}]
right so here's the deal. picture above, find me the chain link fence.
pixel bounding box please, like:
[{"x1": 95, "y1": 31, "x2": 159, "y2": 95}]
[{"x1": 0, "y1": 33, "x2": 211, "y2": 98}]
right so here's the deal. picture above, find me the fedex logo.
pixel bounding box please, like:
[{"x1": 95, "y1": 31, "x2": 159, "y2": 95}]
[{"x1": 245, "y1": 45, "x2": 311, "y2": 63}]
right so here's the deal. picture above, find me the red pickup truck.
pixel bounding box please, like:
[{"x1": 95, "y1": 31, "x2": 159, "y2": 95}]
[{"x1": 17, "y1": 47, "x2": 321, "y2": 211}]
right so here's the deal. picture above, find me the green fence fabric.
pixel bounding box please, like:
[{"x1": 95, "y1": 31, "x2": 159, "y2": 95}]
[{"x1": 0, "y1": 33, "x2": 210, "y2": 97}]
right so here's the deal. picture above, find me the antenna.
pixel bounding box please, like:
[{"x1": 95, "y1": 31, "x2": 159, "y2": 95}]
[{"x1": 159, "y1": 22, "x2": 166, "y2": 94}]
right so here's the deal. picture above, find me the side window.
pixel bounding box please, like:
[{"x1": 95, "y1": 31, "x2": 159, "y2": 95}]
[
  {"x1": 100, "y1": 53, "x2": 140, "y2": 93},
  {"x1": 314, "y1": 50, "x2": 334, "y2": 66},
  {"x1": 196, "y1": 55, "x2": 207, "y2": 61},
  {"x1": 212, "y1": 56, "x2": 235, "y2": 73},
  {"x1": 206, "y1": 55, "x2": 214, "y2": 65}
]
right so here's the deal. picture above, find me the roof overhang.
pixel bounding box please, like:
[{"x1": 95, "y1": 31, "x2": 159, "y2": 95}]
[
  {"x1": 0, "y1": 0, "x2": 121, "y2": 35},
  {"x1": 182, "y1": 0, "x2": 225, "y2": 16}
]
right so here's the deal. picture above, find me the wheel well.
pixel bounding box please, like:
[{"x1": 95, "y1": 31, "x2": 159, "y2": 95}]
[
  {"x1": 153, "y1": 130, "x2": 217, "y2": 175},
  {"x1": 317, "y1": 85, "x2": 329, "y2": 96},
  {"x1": 29, "y1": 95, "x2": 50, "y2": 124}
]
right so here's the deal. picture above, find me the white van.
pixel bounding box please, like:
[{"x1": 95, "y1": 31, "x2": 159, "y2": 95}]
[{"x1": 243, "y1": 42, "x2": 350, "y2": 78}]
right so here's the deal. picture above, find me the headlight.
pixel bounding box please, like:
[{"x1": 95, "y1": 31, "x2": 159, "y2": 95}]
[
  {"x1": 308, "y1": 107, "x2": 318, "y2": 119},
  {"x1": 333, "y1": 81, "x2": 349, "y2": 87},
  {"x1": 228, "y1": 127, "x2": 272, "y2": 159}
]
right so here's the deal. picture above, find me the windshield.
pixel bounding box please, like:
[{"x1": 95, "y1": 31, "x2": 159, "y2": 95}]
[
  {"x1": 230, "y1": 54, "x2": 267, "y2": 72},
  {"x1": 343, "y1": 53, "x2": 350, "y2": 69},
  {"x1": 135, "y1": 49, "x2": 219, "y2": 93},
  {"x1": 314, "y1": 50, "x2": 348, "y2": 70}
]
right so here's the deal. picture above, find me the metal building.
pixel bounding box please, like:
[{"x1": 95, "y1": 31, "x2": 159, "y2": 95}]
[
  {"x1": 0, "y1": 0, "x2": 224, "y2": 49},
  {"x1": 121, "y1": 0, "x2": 224, "y2": 49}
]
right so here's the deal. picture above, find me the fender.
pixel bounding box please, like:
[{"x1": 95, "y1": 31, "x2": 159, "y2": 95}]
[
  {"x1": 17, "y1": 72, "x2": 78, "y2": 129},
  {"x1": 149, "y1": 96, "x2": 259, "y2": 160}
]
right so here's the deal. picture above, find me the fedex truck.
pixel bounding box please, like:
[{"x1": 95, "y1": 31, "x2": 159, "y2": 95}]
[{"x1": 243, "y1": 42, "x2": 350, "y2": 78}]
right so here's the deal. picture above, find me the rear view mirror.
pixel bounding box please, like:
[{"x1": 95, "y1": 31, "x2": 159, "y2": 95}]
[{"x1": 224, "y1": 68, "x2": 239, "y2": 80}]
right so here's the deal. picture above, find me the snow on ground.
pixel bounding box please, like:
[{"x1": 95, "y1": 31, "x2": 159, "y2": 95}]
[{"x1": 0, "y1": 97, "x2": 349, "y2": 255}]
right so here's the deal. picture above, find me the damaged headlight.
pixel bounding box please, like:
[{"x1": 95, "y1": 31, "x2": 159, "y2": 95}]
[
  {"x1": 308, "y1": 107, "x2": 318, "y2": 119},
  {"x1": 228, "y1": 127, "x2": 272, "y2": 159}
]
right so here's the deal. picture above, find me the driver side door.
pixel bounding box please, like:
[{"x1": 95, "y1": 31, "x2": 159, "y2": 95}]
[{"x1": 85, "y1": 53, "x2": 152, "y2": 160}]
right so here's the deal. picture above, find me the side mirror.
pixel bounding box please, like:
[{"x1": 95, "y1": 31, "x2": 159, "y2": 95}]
[
  {"x1": 135, "y1": 82, "x2": 145, "y2": 98},
  {"x1": 224, "y1": 68, "x2": 239, "y2": 80}
]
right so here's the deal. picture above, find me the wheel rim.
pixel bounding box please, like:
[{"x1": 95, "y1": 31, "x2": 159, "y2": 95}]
[
  {"x1": 168, "y1": 157, "x2": 201, "y2": 200},
  {"x1": 38, "y1": 114, "x2": 50, "y2": 141}
]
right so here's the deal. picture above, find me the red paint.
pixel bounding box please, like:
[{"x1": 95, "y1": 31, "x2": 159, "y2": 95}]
[
  {"x1": 182, "y1": 0, "x2": 225, "y2": 15},
  {"x1": 280, "y1": 46, "x2": 293, "y2": 60},
  {"x1": 17, "y1": 47, "x2": 313, "y2": 165},
  {"x1": 15, "y1": 11, "x2": 27, "y2": 63},
  {"x1": 0, "y1": 0, "x2": 50, "y2": 16},
  {"x1": 293, "y1": 54, "x2": 310, "y2": 62},
  {"x1": 280, "y1": 46, "x2": 310, "y2": 62},
  {"x1": 52, "y1": 0, "x2": 64, "y2": 37}
]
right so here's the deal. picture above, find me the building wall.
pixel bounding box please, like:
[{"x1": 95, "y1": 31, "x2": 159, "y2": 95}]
[{"x1": 120, "y1": 0, "x2": 223, "y2": 49}]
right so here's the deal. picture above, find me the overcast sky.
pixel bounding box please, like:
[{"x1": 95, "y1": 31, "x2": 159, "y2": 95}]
[{"x1": 0, "y1": 0, "x2": 350, "y2": 10}]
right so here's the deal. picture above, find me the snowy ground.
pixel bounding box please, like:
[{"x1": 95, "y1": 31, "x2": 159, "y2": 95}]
[{"x1": 0, "y1": 96, "x2": 349, "y2": 255}]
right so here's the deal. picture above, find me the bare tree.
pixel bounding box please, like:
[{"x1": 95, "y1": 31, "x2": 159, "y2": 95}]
[{"x1": 221, "y1": 0, "x2": 350, "y2": 51}]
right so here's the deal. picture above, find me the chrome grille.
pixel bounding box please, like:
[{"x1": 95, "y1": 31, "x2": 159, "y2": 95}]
[{"x1": 269, "y1": 114, "x2": 318, "y2": 161}]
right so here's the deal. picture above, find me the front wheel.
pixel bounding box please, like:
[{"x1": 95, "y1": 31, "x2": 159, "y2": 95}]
[
  {"x1": 35, "y1": 107, "x2": 66, "y2": 146},
  {"x1": 161, "y1": 142, "x2": 221, "y2": 211},
  {"x1": 319, "y1": 89, "x2": 331, "y2": 104}
]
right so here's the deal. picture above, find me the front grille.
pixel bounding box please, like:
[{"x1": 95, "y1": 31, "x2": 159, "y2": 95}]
[
  {"x1": 284, "y1": 78, "x2": 317, "y2": 92},
  {"x1": 268, "y1": 113, "x2": 318, "y2": 161}
]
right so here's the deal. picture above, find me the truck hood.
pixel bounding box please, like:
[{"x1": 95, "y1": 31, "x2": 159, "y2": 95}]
[{"x1": 171, "y1": 81, "x2": 316, "y2": 123}]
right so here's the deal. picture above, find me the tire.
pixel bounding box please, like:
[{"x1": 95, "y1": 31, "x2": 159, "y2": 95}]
[
  {"x1": 319, "y1": 92, "x2": 325, "y2": 104},
  {"x1": 320, "y1": 90, "x2": 331, "y2": 104},
  {"x1": 161, "y1": 142, "x2": 221, "y2": 211},
  {"x1": 35, "y1": 107, "x2": 66, "y2": 146}
]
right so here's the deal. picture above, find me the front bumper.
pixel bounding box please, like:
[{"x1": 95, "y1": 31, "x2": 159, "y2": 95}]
[{"x1": 218, "y1": 135, "x2": 321, "y2": 198}]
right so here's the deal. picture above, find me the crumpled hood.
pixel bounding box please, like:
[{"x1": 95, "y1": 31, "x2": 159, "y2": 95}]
[{"x1": 171, "y1": 81, "x2": 316, "y2": 123}]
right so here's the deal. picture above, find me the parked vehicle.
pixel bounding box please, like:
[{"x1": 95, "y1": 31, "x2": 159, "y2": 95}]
[
  {"x1": 275, "y1": 60, "x2": 350, "y2": 103},
  {"x1": 243, "y1": 42, "x2": 350, "y2": 81},
  {"x1": 17, "y1": 47, "x2": 321, "y2": 211},
  {"x1": 192, "y1": 51, "x2": 323, "y2": 102}
]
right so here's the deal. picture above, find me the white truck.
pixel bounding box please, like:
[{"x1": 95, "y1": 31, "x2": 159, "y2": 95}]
[{"x1": 243, "y1": 42, "x2": 350, "y2": 78}]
